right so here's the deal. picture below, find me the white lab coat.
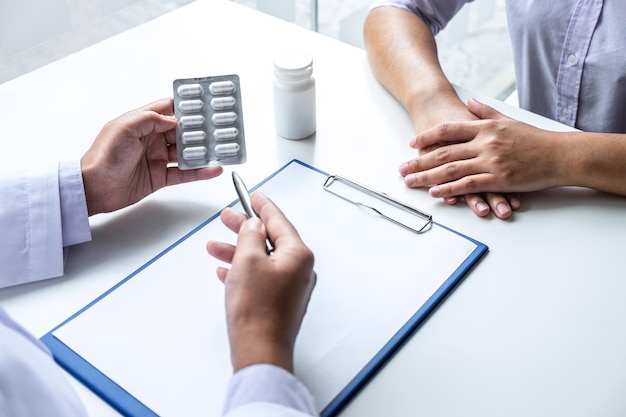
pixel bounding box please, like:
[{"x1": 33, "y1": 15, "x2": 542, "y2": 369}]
[
  {"x1": 0, "y1": 163, "x2": 65, "y2": 286},
  {"x1": 0, "y1": 308, "x2": 88, "y2": 417},
  {"x1": 0, "y1": 161, "x2": 90, "y2": 287},
  {"x1": 0, "y1": 162, "x2": 317, "y2": 417},
  {"x1": 223, "y1": 364, "x2": 318, "y2": 417},
  {"x1": 0, "y1": 309, "x2": 318, "y2": 417}
]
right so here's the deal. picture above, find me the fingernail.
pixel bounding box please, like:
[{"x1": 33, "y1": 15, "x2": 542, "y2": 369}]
[
  {"x1": 476, "y1": 202, "x2": 489, "y2": 214},
  {"x1": 404, "y1": 175, "x2": 416, "y2": 187},
  {"x1": 497, "y1": 203, "x2": 511, "y2": 217},
  {"x1": 509, "y1": 196, "x2": 521, "y2": 209},
  {"x1": 399, "y1": 163, "x2": 409, "y2": 176},
  {"x1": 429, "y1": 186, "x2": 442, "y2": 198}
]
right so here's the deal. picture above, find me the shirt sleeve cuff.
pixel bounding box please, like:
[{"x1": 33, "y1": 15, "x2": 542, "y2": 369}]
[
  {"x1": 223, "y1": 364, "x2": 317, "y2": 416},
  {"x1": 58, "y1": 161, "x2": 91, "y2": 247},
  {"x1": 368, "y1": 1, "x2": 415, "y2": 13}
]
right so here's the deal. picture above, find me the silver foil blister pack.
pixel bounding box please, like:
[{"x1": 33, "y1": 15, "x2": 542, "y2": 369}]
[{"x1": 173, "y1": 75, "x2": 246, "y2": 169}]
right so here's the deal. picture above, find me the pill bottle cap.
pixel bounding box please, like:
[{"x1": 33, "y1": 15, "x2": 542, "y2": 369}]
[{"x1": 273, "y1": 51, "x2": 313, "y2": 81}]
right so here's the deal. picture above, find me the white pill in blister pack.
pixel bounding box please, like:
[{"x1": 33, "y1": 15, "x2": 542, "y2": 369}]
[
  {"x1": 180, "y1": 115, "x2": 205, "y2": 129},
  {"x1": 209, "y1": 81, "x2": 236, "y2": 95},
  {"x1": 177, "y1": 83, "x2": 204, "y2": 98},
  {"x1": 182, "y1": 146, "x2": 207, "y2": 160},
  {"x1": 215, "y1": 143, "x2": 240, "y2": 157},
  {"x1": 212, "y1": 112, "x2": 237, "y2": 126},
  {"x1": 210, "y1": 96, "x2": 236, "y2": 111},
  {"x1": 213, "y1": 127, "x2": 239, "y2": 141},
  {"x1": 178, "y1": 99, "x2": 204, "y2": 113},
  {"x1": 181, "y1": 131, "x2": 206, "y2": 144},
  {"x1": 173, "y1": 74, "x2": 246, "y2": 169}
]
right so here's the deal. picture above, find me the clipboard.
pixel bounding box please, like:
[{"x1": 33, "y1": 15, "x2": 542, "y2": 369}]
[{"x1": 41, "y1": 159, "x2": 488, "y2": 417}]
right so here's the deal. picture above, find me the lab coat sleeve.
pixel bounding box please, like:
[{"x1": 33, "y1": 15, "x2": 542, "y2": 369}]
[
  {"x1": 223, "y1": 364, "x2": 319, "y2": 417},
  {"x1": 0, "y1": 161, "x2": 90, "y2": 288},
  {"x1": 59, "y1": 160, "x2": 90, "y2": 247},
  {"x1": 0, "y1": 308, "x2": 88, "y2": 417}
]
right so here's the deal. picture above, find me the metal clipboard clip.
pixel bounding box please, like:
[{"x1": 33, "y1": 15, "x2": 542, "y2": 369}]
[{"x1": 323, "y1": 174, "x2": 433, "y2": 234}]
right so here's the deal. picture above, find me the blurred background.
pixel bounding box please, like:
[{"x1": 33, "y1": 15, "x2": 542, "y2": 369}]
[{"x1": 0, "y1": 0, "x2": 516, "y2": 103}]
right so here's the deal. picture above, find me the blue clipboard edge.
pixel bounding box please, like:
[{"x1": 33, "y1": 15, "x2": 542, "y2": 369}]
[
  {"x1": 39, "y1": 159, "x2": 321, "y2": 416},
  {"x1": 321, "y1": 229, "x2": 488, "y2": 417},
  {"x1": 40, "y1": 159, "x2": 489, "y2": 417},
  {"x1": 40, "y1": 333, "x2": 158, "y2": 417}
]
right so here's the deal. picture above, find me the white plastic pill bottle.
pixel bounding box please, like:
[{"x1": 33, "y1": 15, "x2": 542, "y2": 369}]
[{"x1": 273, "y1": 51, "x2": 316, "y2": 140}]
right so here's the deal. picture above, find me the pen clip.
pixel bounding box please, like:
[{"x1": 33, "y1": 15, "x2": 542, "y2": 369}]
[{"x1": 322, "y1": 175, "x2": 433, "y2": 234}]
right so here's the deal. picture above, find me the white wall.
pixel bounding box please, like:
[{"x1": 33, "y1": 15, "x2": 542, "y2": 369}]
[
  {"x1": 1, "y1": 0, "x2": 514, "y2": 100},
  {"x1": 0, "y1": 0, "x2": 195, "y2": 84},
  {"x1": 235, "y1": 0, "x2": 514, "y2": 99}
]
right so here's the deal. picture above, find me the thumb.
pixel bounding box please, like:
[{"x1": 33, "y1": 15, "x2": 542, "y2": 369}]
[
  {"x1": 235, "y1": 217, "x2": 268, "y2": 257},
  {"x1": 467, "y1": 98, "x2": 507, "y2": 121}
]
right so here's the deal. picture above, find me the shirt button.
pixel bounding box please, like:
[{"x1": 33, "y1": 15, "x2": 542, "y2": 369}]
[
  {"x1": 567, "y1": 54, "x2": 578, "y2": 66},
  {"x1": 562, "y1": 108, "x2": 571, "y2": 119}
]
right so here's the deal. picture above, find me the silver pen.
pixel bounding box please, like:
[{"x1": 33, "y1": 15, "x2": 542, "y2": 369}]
[{"x1": 232, "y1": 171, "x2": 274, "y2": 253}]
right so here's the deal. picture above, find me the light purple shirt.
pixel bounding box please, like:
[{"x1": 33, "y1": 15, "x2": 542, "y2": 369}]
[{"x1": 370, "y1": 0, "x2": 626, "y2": 133}]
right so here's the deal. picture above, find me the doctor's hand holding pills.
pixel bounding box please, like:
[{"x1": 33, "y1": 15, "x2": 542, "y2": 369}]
[
  {"x1": 80, "y1": 97, "x2": 223, "y2": 216},
  {"x1": 206, "y1": 192, "x2": 317, "y2": 374}
]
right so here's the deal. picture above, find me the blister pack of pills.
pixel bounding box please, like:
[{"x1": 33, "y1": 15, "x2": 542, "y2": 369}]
[{"x1": 173, "y1": 74, "x2": 246, "y2": 170}]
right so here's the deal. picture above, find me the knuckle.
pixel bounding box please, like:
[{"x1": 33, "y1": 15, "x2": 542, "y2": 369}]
[
  {"x1": 483, "y1": 124, "x2": 508, "y2": 146},
  {"x1": 408, "y1": 158, "x2": 422, "y2": 172},
  {"x1": 487, "y1": 155, "x2": 515, "y2": 184},
  {"x1": 435, "y1": 147, "x2": 449, "y2": 162},
  {"x1": 481, "y1": 119, "x2": 499, "y2": 130},
  {"x1": 436, "y1": 122, "x2": 452, "y2": 142},
  {"x1": 484, "y1": 136, "x2": 504, "y2": 151},
  {"x1": 292, "y1": 244, "x2": 315, "y2": 268},
  {"x1": 444, "y1": 162, "x2": 458, "y2": 179},
  {"x1": 462, "y1": 176, "x2": 480, "y2": 192},
  {"x1": 482, "y1": 118, "x2": 506, "y2": 133},
  {"x1": 302, "y1": 246, "x2": 315, "y2": 266}
]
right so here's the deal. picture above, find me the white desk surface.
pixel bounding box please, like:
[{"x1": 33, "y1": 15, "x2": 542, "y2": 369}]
[{"x1": 1, "y1": 1, "x2": 625, "y2": 416}]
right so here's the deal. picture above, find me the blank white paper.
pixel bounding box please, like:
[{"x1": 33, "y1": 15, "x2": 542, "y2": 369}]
[{"x1": 53, "y1": 161, "x2": 480, "y2": 417}]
